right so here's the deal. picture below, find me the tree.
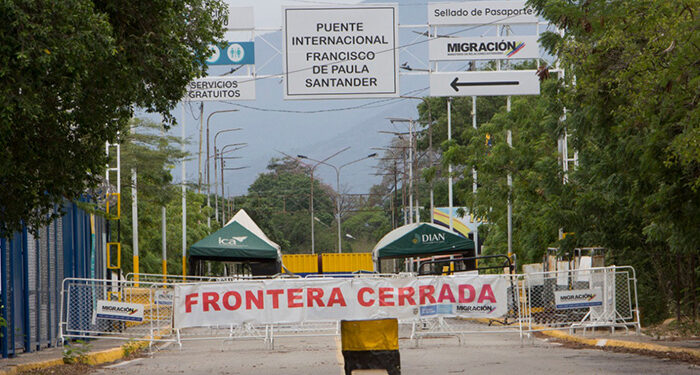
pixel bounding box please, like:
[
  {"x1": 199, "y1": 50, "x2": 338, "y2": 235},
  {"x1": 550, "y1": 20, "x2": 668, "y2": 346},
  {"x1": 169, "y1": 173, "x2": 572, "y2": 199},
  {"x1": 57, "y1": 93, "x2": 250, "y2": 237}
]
[
  {"x1": 114, "y1": 119, "x2": 214, "y2": 275},
  {"x1": 449, "y1": 80, "x2": 567, "y2": 261},
  {"x1": 235, "y1": 158, "x2": 337, "y2": 253},
  {"x1": 528, "y1": 0, "x2": 700, "y2": 324},
  {"x1": 0, "y1": 0, "x2": 226, "y2": 235}
]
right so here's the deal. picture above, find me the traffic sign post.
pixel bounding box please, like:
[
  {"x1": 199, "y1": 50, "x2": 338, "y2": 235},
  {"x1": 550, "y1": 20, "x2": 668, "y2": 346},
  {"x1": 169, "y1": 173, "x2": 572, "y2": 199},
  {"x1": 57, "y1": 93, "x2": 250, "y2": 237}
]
[
  {"x1": 283, "y1": 5, "x2": 399, "y2": 100},
  {"x1": 430, "y1": 71, "x2": 540, "y2": 97}
]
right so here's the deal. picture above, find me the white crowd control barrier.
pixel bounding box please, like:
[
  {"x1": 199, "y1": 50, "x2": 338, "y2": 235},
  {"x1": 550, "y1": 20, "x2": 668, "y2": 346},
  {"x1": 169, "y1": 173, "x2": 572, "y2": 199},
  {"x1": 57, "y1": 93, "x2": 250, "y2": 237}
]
[
  {"x1": 60, "y1": 267, "x2": 639, "y2": 349},
  {"x1": 125, "y1": 273, "x2": 264, "y2": 284},
  {"x1": 520, "y1": 266, "x2": 641, "y2": 333},
  {"x1": 60, "y1": 278, "x2": 177, "y2": 344}
]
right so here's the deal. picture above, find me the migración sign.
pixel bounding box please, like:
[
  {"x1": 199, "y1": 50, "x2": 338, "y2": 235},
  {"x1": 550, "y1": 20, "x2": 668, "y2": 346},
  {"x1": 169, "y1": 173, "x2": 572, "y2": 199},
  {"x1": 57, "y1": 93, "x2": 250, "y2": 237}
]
[
  {"x1": 283, "y1": 5, "x2": 399, "y2": 99},
  {"x1": 429, "y1": 35, "x2": 540, "y2": 61}
]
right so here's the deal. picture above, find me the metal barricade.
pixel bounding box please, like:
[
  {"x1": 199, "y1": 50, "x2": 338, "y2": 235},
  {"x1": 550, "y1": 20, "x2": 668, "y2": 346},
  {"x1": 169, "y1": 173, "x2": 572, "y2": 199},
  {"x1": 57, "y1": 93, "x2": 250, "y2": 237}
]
[
  {"x1": 60, "y1": 278, "x2": 176, "y2": 343},
  {"x1": 521, "y1": 266, "x2": 640, "y2": 334},
  {"x1": 406, "y1": 273, "x2": 527, "y2": 346},
  {"x1": 59, "y1": 267, "x2": 640, "y2": 350},
  {"x1": 125, "y1": 273, "x2": 222, "y2": 283}
]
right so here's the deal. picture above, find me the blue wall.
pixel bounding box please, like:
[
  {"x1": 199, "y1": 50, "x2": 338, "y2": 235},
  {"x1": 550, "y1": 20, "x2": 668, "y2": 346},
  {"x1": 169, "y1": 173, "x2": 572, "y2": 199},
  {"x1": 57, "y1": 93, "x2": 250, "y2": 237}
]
[{"x1": 1, "y1": 203, "x2": 106, "y2": 357}]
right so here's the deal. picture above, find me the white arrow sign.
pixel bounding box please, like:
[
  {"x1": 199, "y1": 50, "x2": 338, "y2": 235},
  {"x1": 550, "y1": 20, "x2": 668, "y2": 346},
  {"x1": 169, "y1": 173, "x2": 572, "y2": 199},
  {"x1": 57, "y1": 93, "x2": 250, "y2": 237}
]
[{"x1": 430, "y1": 71, "x2": 540, "y2": 97}]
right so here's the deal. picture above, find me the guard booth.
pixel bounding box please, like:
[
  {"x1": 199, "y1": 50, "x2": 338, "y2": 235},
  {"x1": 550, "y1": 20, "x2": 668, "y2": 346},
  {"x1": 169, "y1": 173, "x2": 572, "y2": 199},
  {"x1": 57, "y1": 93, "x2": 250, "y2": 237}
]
[
  {"x1": 372, "y1": 222, "x2": 476, "y2": 274},
  {"x1": 188, "y1": 210, "x2": 282, "y2": 276}
]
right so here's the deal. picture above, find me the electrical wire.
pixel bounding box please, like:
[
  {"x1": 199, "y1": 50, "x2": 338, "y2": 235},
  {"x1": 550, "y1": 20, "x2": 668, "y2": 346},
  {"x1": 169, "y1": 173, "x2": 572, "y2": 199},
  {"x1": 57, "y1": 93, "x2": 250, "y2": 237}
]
[
  {"x1": 221, "y1": 87, "x2": 428, "y2": 114},
  {"x1": 231, "y1": 12, "x2": 537, "y2": 85}
]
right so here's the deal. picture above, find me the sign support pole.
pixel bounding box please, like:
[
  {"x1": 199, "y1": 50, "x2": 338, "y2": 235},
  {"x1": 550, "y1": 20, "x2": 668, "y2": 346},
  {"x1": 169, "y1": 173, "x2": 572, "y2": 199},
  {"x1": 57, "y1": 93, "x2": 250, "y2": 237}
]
[
  {"x1": 181, "y1": 104, "x2": 187, "y2": 280},
  {"x1": 162, "y1": 206, "x2": 167, "y2": 281},
  {"x1": 472, "y1": 95, "x2": 479, "y2": 254},
  {"x1": 507, "y1": 96, "x2": 512, "y2": 257},
  {"x1": 447, "y1": 98, "x2": 453, "y2": 230}
]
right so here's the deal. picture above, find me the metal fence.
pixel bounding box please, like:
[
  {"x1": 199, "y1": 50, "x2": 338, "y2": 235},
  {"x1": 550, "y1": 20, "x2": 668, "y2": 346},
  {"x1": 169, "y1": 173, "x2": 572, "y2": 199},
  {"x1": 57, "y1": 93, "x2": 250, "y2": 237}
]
[
  {"x1": 60, "y1": 278, "x2": 175, "y2": 344},
  {"x1": 521, "y1": 266, "x2": 640, "y2": 333},
  {"x1": 1, "y1": 202, "x2": 107, "y2": 358},
  {"x1": 58, "y1": 267, "x2": 640, "y2": 350}
]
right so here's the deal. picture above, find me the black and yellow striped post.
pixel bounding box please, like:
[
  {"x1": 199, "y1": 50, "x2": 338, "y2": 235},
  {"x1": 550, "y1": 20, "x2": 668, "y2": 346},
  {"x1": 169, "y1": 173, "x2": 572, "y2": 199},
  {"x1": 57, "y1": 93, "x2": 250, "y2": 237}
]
[{"x1": 341, "y1": 318, "x2": 400, "y2": 375}]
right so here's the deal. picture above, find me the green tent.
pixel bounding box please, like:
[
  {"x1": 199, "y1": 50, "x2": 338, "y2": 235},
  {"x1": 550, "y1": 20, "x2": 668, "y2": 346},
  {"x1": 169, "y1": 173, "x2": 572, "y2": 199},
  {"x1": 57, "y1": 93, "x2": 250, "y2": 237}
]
[
  {"x1": 372, "y1": 222, "x2": 475, "y2": 269},
  {"x1": 188, "y1": 209, "x2": 282, "y2": 262}
]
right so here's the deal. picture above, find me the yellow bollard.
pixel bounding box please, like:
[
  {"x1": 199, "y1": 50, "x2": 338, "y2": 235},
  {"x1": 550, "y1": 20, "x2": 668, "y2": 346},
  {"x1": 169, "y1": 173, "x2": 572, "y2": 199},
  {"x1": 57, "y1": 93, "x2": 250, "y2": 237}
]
[{"x1": 341, "y1": 319, "x2": 400, "y2": 375}]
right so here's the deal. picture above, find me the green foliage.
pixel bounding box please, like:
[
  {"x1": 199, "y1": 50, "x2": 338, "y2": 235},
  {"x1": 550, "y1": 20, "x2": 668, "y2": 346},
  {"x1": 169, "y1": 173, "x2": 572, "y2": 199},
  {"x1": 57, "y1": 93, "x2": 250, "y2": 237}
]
[
  {"x1": 235, "y1": 158, "x2": 337, "y2": 253},
  {"x1": 114, "y1": 119, "x2": 214, "y2": 275},
  {"x1": 121, "y1": 340, "x2": 144, "y2": 358},
  {"x1": 417, "y1": 0, "x2": 700, "y2": 324},
  {"x1": 530, "y1": 0, "x2": 699, "y2": 324},
  {"x1": 63, "y1": 339, "x2": 91, "y2": 364},
  {"x1": 342, "y1": 210, "x2": 391, "y2": 252},
  {"x1": 0, "y1": 305, "x2": 6, "y2": 338},
  {"x1": 451, "y1": 80, "x2": 567, "y2": 262},
  {"x1": 234, "y1": 158, "x2": 391, "y2": 253},
  {"x1": 0, "y1": 0, "x2": 226, "y2": 236}
]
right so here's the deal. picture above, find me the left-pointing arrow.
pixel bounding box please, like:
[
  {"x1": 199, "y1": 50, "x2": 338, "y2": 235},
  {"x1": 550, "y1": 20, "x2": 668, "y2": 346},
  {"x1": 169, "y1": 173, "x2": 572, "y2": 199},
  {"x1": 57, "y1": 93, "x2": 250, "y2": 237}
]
[{"x1": 450, "y1": 77, "x2": 520, "y2": 92}]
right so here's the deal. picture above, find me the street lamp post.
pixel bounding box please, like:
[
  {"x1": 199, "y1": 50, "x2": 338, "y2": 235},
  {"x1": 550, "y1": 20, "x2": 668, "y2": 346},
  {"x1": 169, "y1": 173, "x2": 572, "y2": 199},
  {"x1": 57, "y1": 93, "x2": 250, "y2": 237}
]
[
  {"x1": 221, "y1": 165, "x2": 249, "y2": 223},
  {"x1": 400, "y1": 96, "x2": 435, "y2": 223},
  {"x1": 213, "y1": 128, "x2": 242, "y2": 224},
  {"x1": 294, "y1": 147, "x2": 349, "y2": 254},
  {"x1": 299, "y1": 152, "x2": 377, "y2": 253},
  {"x1": 387, "y1": 118, "x2": 417, "y2": 223},
  {"x1": 206, "y1": 110, "x2": 238, "y2": 228},
  {"x1": 219, "y1": 143, "x2": 247, "y2": 223}
]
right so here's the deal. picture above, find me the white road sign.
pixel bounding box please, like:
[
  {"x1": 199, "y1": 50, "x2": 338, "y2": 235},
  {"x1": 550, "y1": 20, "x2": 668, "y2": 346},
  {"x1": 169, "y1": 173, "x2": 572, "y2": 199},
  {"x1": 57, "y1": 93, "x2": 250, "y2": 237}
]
[
  {"x1": 93, "y1": 300, "x2": 144, "y2": 323},
  {"x1": 430, "y1": 71, "x2": 540, "y2": 96},
  {"x1": 185, "y1": 76, "x2": 256, "y2": 102},
  {"x1": 225, "y1": 6, "x2": 254, "y2": 30},
  {"x1": 283, "y1": 5, "x2": 399, "y2": 100},
  {"x1": 554, "y1": 288, "x2": 603, "y2": 310},
  {"x1": 429, "y1": 35, "x2": 540, "y2": 61},
  {"x1": 428, "y1": 1, "x2": 537, "y2": 25}
]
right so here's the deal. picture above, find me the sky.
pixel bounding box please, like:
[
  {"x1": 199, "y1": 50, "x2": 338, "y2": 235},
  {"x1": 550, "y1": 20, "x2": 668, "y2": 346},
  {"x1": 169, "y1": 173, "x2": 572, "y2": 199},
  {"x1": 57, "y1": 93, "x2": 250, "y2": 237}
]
[
  {"x1": 226, "y1": 0, "x2": 365, "y2": 32},
  {"x1": 157, "y1": 0, "x2": 549, "y2": 198}
]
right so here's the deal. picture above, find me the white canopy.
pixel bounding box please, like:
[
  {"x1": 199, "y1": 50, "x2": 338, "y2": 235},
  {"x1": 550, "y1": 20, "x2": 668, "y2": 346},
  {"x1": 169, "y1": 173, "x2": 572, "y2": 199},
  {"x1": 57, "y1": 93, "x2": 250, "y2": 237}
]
[{"x1": 225, "y1": 209, "x2": 282, "y2": 259}]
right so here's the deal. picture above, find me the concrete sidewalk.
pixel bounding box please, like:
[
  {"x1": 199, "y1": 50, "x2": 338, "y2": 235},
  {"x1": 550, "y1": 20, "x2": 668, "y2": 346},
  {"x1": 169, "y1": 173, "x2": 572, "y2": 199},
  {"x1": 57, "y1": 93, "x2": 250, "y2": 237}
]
[
  {"x1": 0, "y1": 338, "x2": 145, "y2": 375},
  {"x1": 536, "y1": 328, "x2": 700, "y2": 361}
]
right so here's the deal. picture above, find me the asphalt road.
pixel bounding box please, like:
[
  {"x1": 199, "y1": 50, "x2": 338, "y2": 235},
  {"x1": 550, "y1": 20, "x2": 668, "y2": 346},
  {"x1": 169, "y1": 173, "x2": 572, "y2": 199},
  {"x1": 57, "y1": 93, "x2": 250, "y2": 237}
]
[{"x1": 91, "y1": 322, "x2": 698, "y2": 375}]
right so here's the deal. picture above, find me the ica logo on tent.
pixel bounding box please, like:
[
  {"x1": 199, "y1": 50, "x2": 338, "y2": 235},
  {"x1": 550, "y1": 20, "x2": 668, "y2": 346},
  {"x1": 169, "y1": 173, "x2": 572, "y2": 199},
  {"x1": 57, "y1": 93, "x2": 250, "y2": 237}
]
[{"x1": 218, "y1": 236, "x2": 247, "y2": 246}]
